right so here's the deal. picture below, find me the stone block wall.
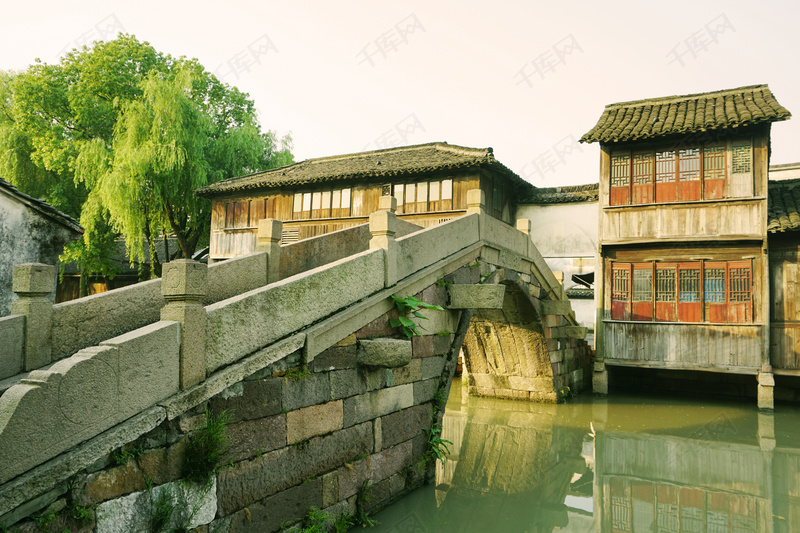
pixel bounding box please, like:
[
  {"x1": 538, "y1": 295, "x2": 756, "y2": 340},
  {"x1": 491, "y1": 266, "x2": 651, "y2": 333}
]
[{"x1": 3, "y1": 276, "x2": 462, "y2": 532}]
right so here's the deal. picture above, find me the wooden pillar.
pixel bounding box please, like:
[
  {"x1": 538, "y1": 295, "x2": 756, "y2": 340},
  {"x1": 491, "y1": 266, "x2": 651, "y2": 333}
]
[{"x1": 11, "y1": 263, "x2": 54, "y2": 370}]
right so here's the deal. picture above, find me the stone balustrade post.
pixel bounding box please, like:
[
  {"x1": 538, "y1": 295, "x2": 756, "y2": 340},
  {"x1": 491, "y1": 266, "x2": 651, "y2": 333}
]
[
  {"x1": 515, "y1": 218, "x2": 532, "y2": 235},
  {"x1": 161, "y1": 259, "x2": 207, "y2": 390},
  {"x1": 11, "y1": 263, "x2": 55, "y2": 370},
  {"x1": 466, "y1": 189, "x2": 486, "y2": 215},
  {"x1": 256, "y1": 218, "x2": 282, "y2": 283},
  {"x1": 370, "y1": 195, "x2": 398, "y2": 287}
]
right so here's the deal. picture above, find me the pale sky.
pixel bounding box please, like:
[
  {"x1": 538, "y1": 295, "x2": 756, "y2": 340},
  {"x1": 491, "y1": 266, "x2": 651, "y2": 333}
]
[{"x1": 2, "y1": 0, "x2": 799, "y2": 188}]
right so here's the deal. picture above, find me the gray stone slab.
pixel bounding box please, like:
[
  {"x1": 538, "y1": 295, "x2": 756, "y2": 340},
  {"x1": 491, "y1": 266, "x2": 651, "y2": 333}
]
[
  {"x1": 351, "y1": 385, "x2": 414, "y2": 425},
  {"x1": 358, "y1": 339, "x2": 412, "y2": 368},
  {"x1": 282, "y1": 373, "x2": 331, "y2": 411},
  {"x1": 96, "y1": 478, "x2": 216, "y2": 533},
  {"x1": 0, "y1": 406, "x2": 166, "y2": 520},
  {"x1": 413, "y1": 379, "x2": 438, "y2": 406},
  {"x1": 217, "y1": 422, "x2": 372, "y2": 514},
  {"x1": 330, "y1": 369, "x2": 363, "y2": 400},
  {"x1": 206, "y1": 249, "x2": 385, "y2": 372},
  {"x1": 0, "y1": 314, "x2": 24, "y2": 380},
  {"x1": 0, "y1": 321, "x2": 179, "y2": 485},
  {"x1": 420, "y1": 357, "x2": 445, "y2": 380},
  {"x1": 447, "y1": 284, "x2": 506, "y2": 309}
]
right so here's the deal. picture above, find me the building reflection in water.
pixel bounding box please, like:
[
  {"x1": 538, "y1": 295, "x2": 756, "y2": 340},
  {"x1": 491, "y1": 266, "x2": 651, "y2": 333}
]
[{"x1": 372, "y1": 377, "x2": 800, "y2": 533}]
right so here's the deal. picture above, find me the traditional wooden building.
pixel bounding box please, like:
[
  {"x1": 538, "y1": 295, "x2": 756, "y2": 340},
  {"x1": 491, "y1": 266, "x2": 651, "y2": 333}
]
[
  {"x1": 580, "y1": 84, "x2": 792, "y2": 407},
  {"x1": 768, "y1": 178, "x2": 800, "y2": 395},
  {"x1": 195, "y1": 142, "x2": 534, "y2": 261}
]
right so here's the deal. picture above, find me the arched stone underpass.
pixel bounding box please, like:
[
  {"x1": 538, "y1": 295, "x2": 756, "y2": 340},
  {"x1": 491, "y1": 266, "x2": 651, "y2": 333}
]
[{"x1": 461, "y1": 268, "x2": 592, "y2": 403}]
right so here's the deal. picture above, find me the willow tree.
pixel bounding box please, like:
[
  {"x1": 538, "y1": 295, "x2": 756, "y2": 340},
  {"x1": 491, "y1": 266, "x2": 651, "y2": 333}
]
[{"x1": 1, "y1": 35, "x2": 292, "y2": 291}]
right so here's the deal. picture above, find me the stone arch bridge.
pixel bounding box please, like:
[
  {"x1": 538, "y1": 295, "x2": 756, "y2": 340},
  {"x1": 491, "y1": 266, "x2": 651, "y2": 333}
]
[{"x1": 0, "y1": 190, "x2": 591, "y2": 531}]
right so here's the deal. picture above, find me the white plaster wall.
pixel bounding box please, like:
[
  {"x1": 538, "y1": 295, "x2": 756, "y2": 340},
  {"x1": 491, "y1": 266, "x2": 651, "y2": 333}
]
[
  {"x1": 0, "y1": 192, "x2": 76, "y2": 316},
  {"x1": 770, "y1": 164, "x2": 800, "y2": 181},
  {"x1": 517, "y1": 201, "x2": 598, "y2": 335}
]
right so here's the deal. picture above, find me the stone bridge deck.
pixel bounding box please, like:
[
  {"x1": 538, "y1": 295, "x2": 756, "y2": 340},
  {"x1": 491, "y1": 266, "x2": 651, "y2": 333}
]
[{"x1": 0, "y1": 190, "x2": 592, "y2": 531}]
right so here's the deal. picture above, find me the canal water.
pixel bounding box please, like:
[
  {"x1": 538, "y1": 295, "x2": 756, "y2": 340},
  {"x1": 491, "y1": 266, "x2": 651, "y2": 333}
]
[{"x1": 370, "y1": 377, "x2": 800, "y2": 532}]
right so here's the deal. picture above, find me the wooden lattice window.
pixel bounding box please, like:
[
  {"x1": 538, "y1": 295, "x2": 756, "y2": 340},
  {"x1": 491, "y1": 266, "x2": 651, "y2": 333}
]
[
  {"x1": 612, "y1": 266, "x2": 630, "y2": 301},
  {"x1": 679, "y1": 268, "x2": 701, "y2": 302},
  {"x1": 678, "y1": 263, "x2": 702, "y2": 322},
  {"x1": 703, "y1": 146, "x2": 725, "y2": 179},
  {"x1": 632, "y1": 268, "x2": 652, "y2": 301},
  {"x1": 632, "y1": 263, "x2": 654, "y2": 321},
  {"x1": 610, "y1": 260, "x2": 753, "y2": 324},
  {"x1": 729, "y1": 265, "x2": 751, "y2": 302},
  {"x1": 678, "y1": 148, "x2": 701, "y2": 181},
  {"x1": 632, "y1": 153, "x2": 653, "y2": 185},
  {"x1": 656, "y1": 267, "x2": 676, "y2": 302},
  {"x1": 703, "y1": 145, "x2": 726, "y2": 199},
  {"x1": 732, "y1": 144, "x2": 752, "y2": 174},
  {"x1": 704, "y1": 267, "x2": 726, "y2": 303},
  {"x1": 610, "y1": 153, "x2": 631, "y2": 206},
  {"x1": 611, "y1": 496, "x2": 632, "y2": 531},
  {"x1": 611, "y1": 155, "x2": 630, "y2": 187},
  {"x1": 611, "y1": 263, "x2": 631, "y2": 320},
  {"x1": 656, "y1": 150, "x2": 676, "y2": 183},
  {"x1": 632, "y1": 151, "x2": 654, "y2": 204}
]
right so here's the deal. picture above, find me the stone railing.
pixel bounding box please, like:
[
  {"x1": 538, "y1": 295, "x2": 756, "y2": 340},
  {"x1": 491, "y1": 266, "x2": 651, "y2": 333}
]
[
  {"x1": 0, "y1": 189, "x2": 584, "y2": 489},
  {"x1": 0, "y1": 220, "x2": 428, "y2": 384}
]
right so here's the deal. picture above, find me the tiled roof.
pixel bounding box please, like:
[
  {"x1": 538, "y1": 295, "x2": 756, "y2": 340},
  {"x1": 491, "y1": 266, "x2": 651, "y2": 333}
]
[
  {"x1": 768, "y1": 178, "x2": 800, "y2": 233},
  {"x1": 522, "y1": 183, "x2": 599, "y2": 204},
  {"x1": 0, "y1": 178, "x2": 83, "y2": 234},
  {"x1": 196, "y1": 142, "x2": 533, "y2": 197},
  {"x1": 580, "y1": 85, "x2": 791, "y2": 144}
]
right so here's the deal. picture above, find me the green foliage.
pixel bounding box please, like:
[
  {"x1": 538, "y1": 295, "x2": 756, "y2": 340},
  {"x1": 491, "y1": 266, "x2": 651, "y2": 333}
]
[
  {"x1": 424, "y1": 421, "x2": 452, "y2": 464},
  {"x1": 33, "y1": 508, "x2": 56, "y2": 530},
  {"x1": 389, "y1": 294, "x2": 444, "y2": 339},
  {"x1": 0, "y1": 34, "x2": 293, "y2": 291},
  {"x1": 112, "y1": 442, "x2": 145, "y2": 465},
  {"x1": 281, "y1": 507, "x2": 355, "y2": 533},
  {"x1": 68, "y1": 503, "x2": 95, "y2": 526},
  {"x1": 435, "y1": 278, "x2": 452, "y2": 288},
  {"x1": 432, "y1": 384, "x2": 448, "y2": 410},
  {"x1": 148, "y1": 485, "x2": 176, "y2": 533},
  {"x1": 355, "y1": 479, "x2": 378, "y2": 528},
  {"x1": 436, "y1": 330, "x2": 451, "y2": 337},
  {"x1": 285, "y1": 365, "x2": 310, "y2": 381},
  {"x1": 558, "y1": 385, "x2": 573, "y2": 402},
  {"x1": 183, "y1": 408, "x2": 230, "y2": 485}
]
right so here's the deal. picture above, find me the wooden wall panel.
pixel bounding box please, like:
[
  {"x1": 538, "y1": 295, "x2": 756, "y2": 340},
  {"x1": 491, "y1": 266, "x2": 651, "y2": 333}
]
[
  {"x1": 602, "y1": 201, "x2": 765, "y2": 242},
  {"x1": 251, "y1": 198, "x2": 266, "y2": 225},
  {"x1": 211, "y1": 201, "x2": 225, "y2": 231},
  {"x1": 604, "y1": 322, "x2": 763, "y2": 370}
]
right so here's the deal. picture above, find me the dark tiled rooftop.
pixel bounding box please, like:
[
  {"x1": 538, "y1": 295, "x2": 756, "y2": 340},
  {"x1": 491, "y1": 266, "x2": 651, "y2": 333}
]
[
  {"x1": 0, "y1": 178, "x2": 83, "y2": 234},
  {"x1": 768, "y1": 178, "x2": 800, "y2": 233},
  {"x1": 523, "y1": 183, "x2": 599, "y2": 204},
  {"x1": 197, "y1": 142, "x2": 533, "y2": 197},
  {"x1": 581, "y1": 85, "x2": 791, "y2": 144}
]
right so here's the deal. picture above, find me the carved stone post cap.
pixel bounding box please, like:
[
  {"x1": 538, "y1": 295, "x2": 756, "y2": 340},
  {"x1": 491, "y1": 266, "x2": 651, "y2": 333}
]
[
  {"x1": 378, "y1": 195, "x2": 397, "y2": 212},
  {"x1": 162, "y1": 259, "x2": 207, "y2": 299},
  {"x1": 516, "y1": 218, "x2": 532, "y2": 234},
  {"x1": 369, "y1": 209, "x2": 397, "y2": 237},
  {"x1": 257, "y1": 218, "x2": 283, "y2": 242},
  {"x1": 466, "y1": 189, "x2": 485, "y2": 209},
  {"x1": 12, "y1": 263, "x2": 54, "y2": 295}
]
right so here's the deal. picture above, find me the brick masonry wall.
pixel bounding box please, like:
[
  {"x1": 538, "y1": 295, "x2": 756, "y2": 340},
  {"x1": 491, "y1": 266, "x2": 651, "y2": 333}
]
[{"x1": 6, "y1": 273, "x2": 464, "y2": 533}]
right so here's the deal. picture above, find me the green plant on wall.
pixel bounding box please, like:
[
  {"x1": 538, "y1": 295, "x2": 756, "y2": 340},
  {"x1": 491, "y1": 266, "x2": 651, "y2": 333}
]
[
  {"x1": 183, "y1": 408, "x2": 230, "y2": 485},
  {"x1": 389, "y1": 294, "x2": 444, "y2": 338}
]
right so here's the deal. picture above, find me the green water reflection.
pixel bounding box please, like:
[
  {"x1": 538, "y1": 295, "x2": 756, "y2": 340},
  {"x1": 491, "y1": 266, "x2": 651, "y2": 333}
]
[{"x1": 370, "y1": 377, "x2": 800, "y2": 532}]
